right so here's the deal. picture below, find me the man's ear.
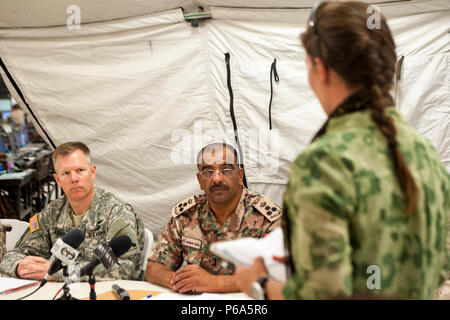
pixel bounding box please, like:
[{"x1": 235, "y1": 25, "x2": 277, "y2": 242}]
[
  {"x1": 91, "y1": 164, "x2": 96, "y2": 179},
  {"x1": 238, "y1": 167, "x2": 244, "y2": 186},
  {"x1": 196, "y1": 172, "x2": 204, "y2": 191},
  {"x1": 53, "y1": 173, "x2": 60, "y2": 187}
]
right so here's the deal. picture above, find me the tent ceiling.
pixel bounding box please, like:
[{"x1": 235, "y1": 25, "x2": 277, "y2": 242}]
[{"x1": 0, "y1": 0, "x2": 399, "y2": 28}]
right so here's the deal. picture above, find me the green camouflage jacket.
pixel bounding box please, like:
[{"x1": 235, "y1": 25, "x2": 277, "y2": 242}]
[
  {"x1": 283, "y1": 93, "x2": 450, "y2": 300},
  {"x1": 0, "y1": 187, "x2": 145, "y2": 281},
  {"x1": 0, "y1": 221, "x2": 5, "y2": 262},
  {"x1": 149, "y1": 187, "x2": 282, "y2": 274}
]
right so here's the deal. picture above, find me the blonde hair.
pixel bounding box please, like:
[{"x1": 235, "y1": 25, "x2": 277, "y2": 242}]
[{"x1": 53, "y1": 141, "x2": 92, "y2": 171}]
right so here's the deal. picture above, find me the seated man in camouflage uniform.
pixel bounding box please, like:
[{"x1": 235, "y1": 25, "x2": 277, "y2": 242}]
[
  {"x1": 0, "y1": 141, "x2": 145, "y2": 281},
  {"x1": 146, "y1": 142, "x2": 282, "y2": 293}
]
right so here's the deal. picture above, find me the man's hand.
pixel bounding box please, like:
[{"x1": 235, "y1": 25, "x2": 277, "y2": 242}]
[
  {"x1": 235, "y1": 257, "x2": 268, "y2": 296},
  {"x1": 171, "y1": 264, "x2": 217, "y2": 293},
  {"x1": 17, "y1": 256, "x2": 52, "y2": 280}
]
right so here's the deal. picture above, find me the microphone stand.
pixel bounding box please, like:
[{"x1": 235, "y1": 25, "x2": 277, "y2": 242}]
[
  {"x1": 88, "y1": 273, "x2": 97, "y2": 300},
  {"x1": 57, "y1": 266, "x2": 78, "y2": 300}
]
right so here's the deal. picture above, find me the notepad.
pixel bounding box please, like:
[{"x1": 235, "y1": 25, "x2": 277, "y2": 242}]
[
  {"x1": 210, "y1": 227, "x2": 288, "y2": 282},
  {"x1": 0, "y1": 277, "x2": 39, "y2": 295}
]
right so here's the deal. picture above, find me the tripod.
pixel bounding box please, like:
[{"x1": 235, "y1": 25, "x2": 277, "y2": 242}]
[{"x1": 56, "y1": 266, "x2": 78, "y2": 300}]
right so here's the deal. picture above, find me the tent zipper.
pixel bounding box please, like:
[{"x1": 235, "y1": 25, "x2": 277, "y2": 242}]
[
  {"x1": 268, "y1": 58, "x2": 279, "y2": 130},
  {"x1": 224, "y1": 52, "x2": 247, "y2": 188}
]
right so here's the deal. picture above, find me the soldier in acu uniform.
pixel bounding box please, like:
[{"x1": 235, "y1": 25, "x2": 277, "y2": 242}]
[
  {"x1": 146, "y1": 142, "x2": 282, "y2": 293},
  {"x1": 236, "y1": 1, "x2": 449, "y2": 300},
  {"x1": 0, "y1": 142, "x2": 145, "y2": 281}
]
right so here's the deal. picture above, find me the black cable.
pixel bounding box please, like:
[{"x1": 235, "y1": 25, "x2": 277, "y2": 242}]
[
  {"x1": 16, "y1": 279, "x2": 46, "y2": 300},
  {"x1": 52, "y1": 283, "x2": 66, "y2": 300}
]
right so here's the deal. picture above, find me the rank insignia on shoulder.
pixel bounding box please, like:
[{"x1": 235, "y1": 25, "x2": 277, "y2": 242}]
[
  {"x1": 172, "y1": 195, "x2": 197, "y2": 217},
  {"x1": 29, "y1": 214, "x2": 40, "y2": 233},
  {"x1": 253, "y1": 197, "x2": 282, "y2": 222}
]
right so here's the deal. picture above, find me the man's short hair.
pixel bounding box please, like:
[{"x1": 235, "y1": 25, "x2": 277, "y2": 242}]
[
  {"x1": 53, "y1": 141, "x2": 92, "y2": 170},
  {"x1": 196, "y1": 142, "x2": 239, "y2": 170}
]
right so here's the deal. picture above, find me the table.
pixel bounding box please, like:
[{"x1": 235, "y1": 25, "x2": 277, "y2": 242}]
[{"x1": 0, "y1": 279, "x2": 249, "y2": 300}]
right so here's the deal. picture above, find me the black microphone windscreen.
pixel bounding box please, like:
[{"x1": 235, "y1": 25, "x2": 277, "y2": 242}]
[
  {"x1": 62, "y1": 229, "x2": 84, "y2": 248},
  {"x1": 109, "y1": 235, "x2": 132, "y2": 257}
]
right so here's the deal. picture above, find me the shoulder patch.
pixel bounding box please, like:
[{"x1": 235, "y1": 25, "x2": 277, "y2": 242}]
[
  {"x1": 29, "y1": 214, "x2": 40, "y2": 233},
  {"x1": 172, "y1": 195, "x2": 197, "y2": 218},
  {"x1": 251, "y1": 196, "x2": 282, "y2": 222}
]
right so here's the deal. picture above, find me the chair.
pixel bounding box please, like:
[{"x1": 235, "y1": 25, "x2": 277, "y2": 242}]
[
  {"x1": 139, "y1": 228, "x2": 154, "y2": 280},
  {"x1": 1, "y1": 218, "x2": 29, "y2": 251}
]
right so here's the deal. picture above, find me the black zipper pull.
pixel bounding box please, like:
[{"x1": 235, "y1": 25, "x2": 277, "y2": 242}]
[{"x1": 269, "y1": 58, "x2": 279, "y2": 130}]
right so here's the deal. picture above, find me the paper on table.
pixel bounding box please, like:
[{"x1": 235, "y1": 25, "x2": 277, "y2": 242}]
[
  {"x1": 0, "y1": 277, "x2": 39, "y2": 295},
  {"x1": 210, "y1": 227, "x2": 287, "y2": 282}
]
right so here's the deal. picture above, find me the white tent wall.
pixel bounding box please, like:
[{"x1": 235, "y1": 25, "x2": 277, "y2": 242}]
[{"x1": 0, "y1": 1, "x2": 448, "y2": 239}]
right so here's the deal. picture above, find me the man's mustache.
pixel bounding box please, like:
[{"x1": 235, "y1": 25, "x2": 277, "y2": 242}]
[{"x1": 210, "y1": 183, "x2": 228, "y2": 192}]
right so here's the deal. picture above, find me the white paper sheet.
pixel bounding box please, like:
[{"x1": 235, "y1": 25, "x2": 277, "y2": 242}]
[
  {"x1": 0, "y1": 277, "x2": 39, "y2": 295},
  {"x1": 210, "y1": 227, "x2": 287, "y2": 282}
]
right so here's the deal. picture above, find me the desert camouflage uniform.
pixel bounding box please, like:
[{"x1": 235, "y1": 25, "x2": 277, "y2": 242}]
[
  {"x1": 0, "y1": 221, "x2": 6, "y2": 262},
  {"x1": 149, "y1": 187, "x2": 282, "y2": 274},
  {"x1": 0, "y1": 187, "x2": 145, "y2": 281},
  {"x1": 283, "y1": 90, "x2": 450, "y2": 300}
]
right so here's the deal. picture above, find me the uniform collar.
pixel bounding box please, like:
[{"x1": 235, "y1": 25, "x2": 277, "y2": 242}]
[
  {"x1": 312, "y1": 89, "x2": 372, "y2": 142},
  {"x1": 69, "y1": 187, "x2": 102, "y2": 231}
]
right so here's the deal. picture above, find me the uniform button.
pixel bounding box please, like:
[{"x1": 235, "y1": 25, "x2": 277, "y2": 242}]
[
  {"x1": 265, "y1": 206, "x2": 270, "y2": 210},
  {"x1": 180, "y1": 207, "x2": 184, "y2": 212},
  {"x1": 266, "y1": 211, "x2": 272, "y2": 215},
  {"x1": 271, "y1": 207, "x2": 277, "y2": 211},
  {"x1": 183, "y1": 202, "x2": 187, "y2": 206}
]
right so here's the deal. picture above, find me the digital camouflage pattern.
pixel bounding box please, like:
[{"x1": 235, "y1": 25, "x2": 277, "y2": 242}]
[
  {"x1": 0, "y1": 187, "x2": 145, "y2": 281},
  {"x1": 149, "y1": 187, "x2": 282, "y2": 274},
  {"x1": 283, "y1": 101, "x2": 450, "y2": 300},
  {"x1": 0, "y1": 221, "x2": 5, "y2": 262}
]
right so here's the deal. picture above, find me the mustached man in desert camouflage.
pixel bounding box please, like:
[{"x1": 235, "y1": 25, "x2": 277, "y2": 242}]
[
  {"x1": 0, "y1": 141, "x2": 145, "y2": 281},
  {"x1": 146, "y1": 142, "x2": 283, "y2": 293}
]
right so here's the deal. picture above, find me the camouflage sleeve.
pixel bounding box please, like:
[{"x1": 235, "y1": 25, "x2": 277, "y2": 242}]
[
  {"x1": 282, "y1": 149, "x2": 356, "y2": 299},
  {"x1": 55, "y1": 203, "x2": 145, "y2": 281},
  {"x1": 148, "y1": 216, "x2": 183, "y2": 271},
  {"x1": 0, "y1": 208, "x2": 53, "y2": 277},
  {"x1": 0, "y1": 222, "x2": 6, "y2": 263}
]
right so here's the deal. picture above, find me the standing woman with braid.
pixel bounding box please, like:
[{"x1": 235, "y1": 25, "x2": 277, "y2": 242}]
[{"x1": 236, "y1": 1, "x2": 449, "y2": 300}]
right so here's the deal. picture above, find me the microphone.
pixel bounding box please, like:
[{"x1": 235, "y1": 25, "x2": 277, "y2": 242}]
[
  {"x1": 80, "y1": 234, "x2": 133, "y2": 277},
  {"x1": 112, "y1": 284, "x2": 130, "y2": 300},
  {"x1": 41, "y1": 228, "x2": 84, "y2": 285}
]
